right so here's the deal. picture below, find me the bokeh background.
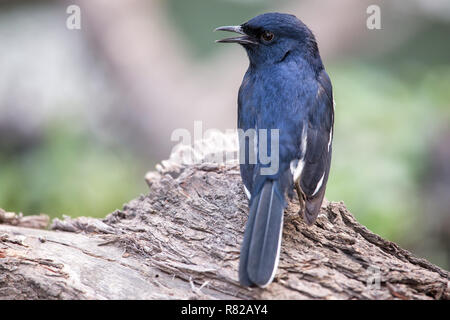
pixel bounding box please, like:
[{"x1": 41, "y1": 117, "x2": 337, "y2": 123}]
[{"x1": 0, "y1": 0, "x2": 449, "y2": 269}]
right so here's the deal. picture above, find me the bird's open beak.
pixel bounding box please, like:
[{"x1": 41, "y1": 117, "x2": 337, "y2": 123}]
[{"x1": 214, "y1": 25, "x2": 258, "y2": 45}]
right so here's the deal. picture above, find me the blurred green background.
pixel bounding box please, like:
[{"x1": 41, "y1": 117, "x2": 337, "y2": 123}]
[{"x1": 0, "y1": 0, "x2": 449, "y2": 269}]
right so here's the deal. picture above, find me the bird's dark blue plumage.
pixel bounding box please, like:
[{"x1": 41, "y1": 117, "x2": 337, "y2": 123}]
[{"x1": 216, "y1": 12, "x2": 334, "y2": 287}]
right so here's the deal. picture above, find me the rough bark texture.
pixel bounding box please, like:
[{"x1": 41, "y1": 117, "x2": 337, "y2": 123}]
[{"x1": 0, "y1": 161, "x2": 448, "y2": 300}]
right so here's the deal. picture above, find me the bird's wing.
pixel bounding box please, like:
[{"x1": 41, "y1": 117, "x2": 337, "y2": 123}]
[
  {"x1": 238, "y1": 71, "x2": 256, "y2": 200},
  {"x1": 297, "y1": 70, "x2": 334, "y2": 224}
]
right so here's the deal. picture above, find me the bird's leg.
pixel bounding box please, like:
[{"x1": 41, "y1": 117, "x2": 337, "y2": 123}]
[{"x1": 295, "y1": 181, "x2": 305, "y2": 216}]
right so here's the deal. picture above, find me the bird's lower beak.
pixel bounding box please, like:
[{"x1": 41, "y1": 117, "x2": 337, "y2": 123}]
[{"x1": 214, "y1": 25, "x2": 258, "y2": 45}]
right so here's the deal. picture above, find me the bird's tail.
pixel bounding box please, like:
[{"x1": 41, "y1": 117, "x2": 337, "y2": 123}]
[{"x1": 239, "y1": 179, "x2": 285, "y2": 287}]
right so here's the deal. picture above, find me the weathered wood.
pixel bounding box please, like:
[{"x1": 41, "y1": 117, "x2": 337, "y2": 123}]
[
  {"x1": 0, "y1": 209, "x2": 49, "y2": 230},
  {"x1": 0, "y1": 160, "x2": 448, "y2": 299}
]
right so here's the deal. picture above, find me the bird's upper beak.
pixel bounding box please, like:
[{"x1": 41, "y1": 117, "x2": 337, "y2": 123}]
[{"x1": 214, "y1": 25, "x2": 258, "y2": 45}]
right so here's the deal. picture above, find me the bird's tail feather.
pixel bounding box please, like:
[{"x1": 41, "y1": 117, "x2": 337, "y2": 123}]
[{"x1": 239, "y1": 179, "x2": 284, "y2": 287}]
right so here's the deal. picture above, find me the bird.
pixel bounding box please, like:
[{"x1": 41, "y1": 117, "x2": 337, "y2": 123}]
[{"x1": 215, "y1": 13, "x2": 334, "y2": 288}]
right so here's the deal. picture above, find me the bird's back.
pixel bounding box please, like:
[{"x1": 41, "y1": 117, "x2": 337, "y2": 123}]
[{"x1": 238, "y1": 55, "x2": 319, "y2": 178}]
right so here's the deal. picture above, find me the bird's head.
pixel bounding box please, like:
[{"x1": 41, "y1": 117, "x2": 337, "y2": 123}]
[{"x1": 215, "y1": 12, "x2": 321, "y2": 68}]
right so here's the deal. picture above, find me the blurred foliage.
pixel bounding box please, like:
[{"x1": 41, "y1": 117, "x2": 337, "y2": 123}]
[
  {"x1": 325, "y1": 21, "x2": 450, "y2": 250},
  {"x1": 0, "y1": 124, "x2": 147, "y2": 219},
  {"x1": 327, "y1": 62, "x2": 450, "y2": 243},
  {"x1": 166, "y1": 0, "x2": 285, "y2": 58}
]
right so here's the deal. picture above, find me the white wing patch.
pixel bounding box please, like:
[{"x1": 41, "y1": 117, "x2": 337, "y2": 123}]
[
  {"x1": 244, "y1": 186, "x2": 251, "y2": 200},
  {"x1": 290, "y1": 123, "x2": 308, "y2": 183},
  {"x1": 291, "y1": 159, "x2": 305, "y2": 183},
  {"x1": 312, "y1": 172, "x2": 325, "y2": 196},
  {"x1": 328, "y1": 127, "x2": 333, "y2": 152},
  {"x1": 329, "y1": 99, "x2": 335, "y2": 152}
]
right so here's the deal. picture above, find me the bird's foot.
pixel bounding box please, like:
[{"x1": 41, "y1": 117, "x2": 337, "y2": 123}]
[{"x1": 295, "y1": 182, "x2": 306, "y2": 217}]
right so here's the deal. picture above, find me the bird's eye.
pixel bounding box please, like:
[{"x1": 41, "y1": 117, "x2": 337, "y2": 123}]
[{"x1": 261, "y1": 31, "x2": 274, "y2": 42}]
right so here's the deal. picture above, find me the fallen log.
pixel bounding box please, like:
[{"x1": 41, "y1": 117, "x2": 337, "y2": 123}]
[{"x1": 0, "y1": 159, "x2": 448, "y2": 299}]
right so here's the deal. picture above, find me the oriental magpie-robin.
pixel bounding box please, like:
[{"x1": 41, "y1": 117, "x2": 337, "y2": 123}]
[{"x1": 215, "y1": 13, "x2": 334, "y2": 287}]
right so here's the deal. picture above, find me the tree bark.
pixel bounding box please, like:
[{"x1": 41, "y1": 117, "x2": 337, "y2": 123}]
[{"x1": 0, "y1": 161, "x2": 448, "y2": 300}]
